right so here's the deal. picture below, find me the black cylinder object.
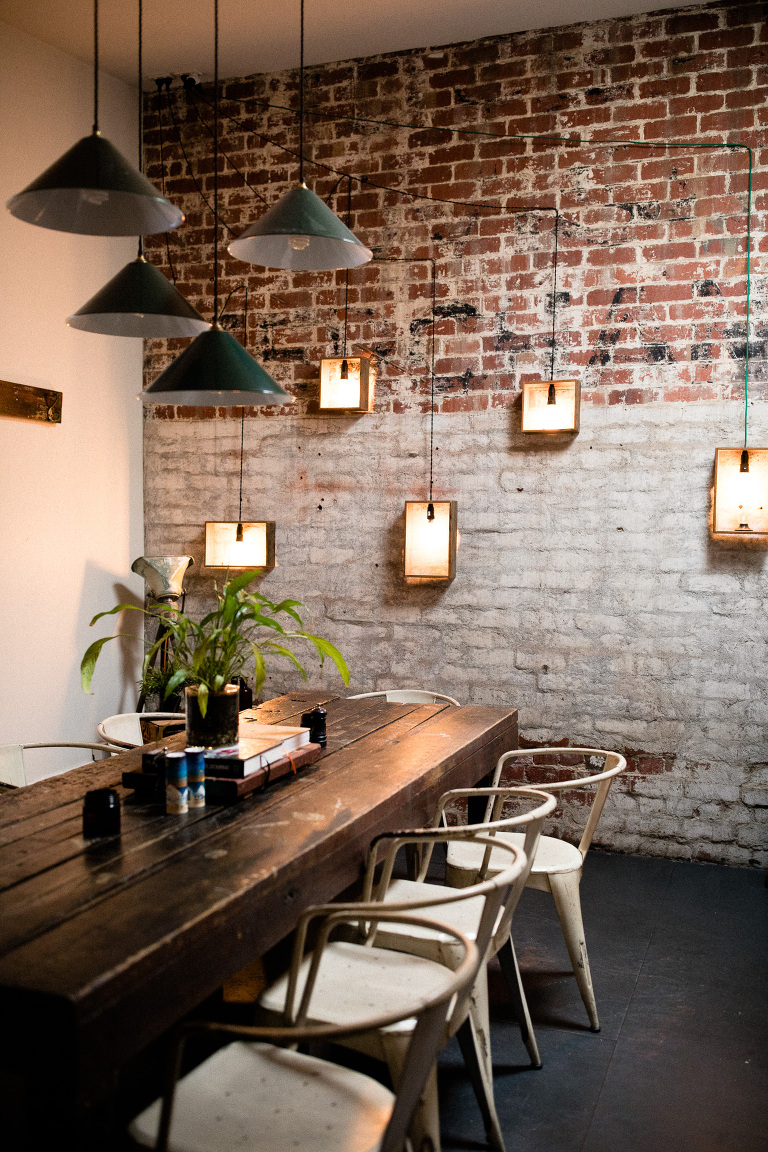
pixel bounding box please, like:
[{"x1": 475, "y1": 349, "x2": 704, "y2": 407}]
[
  {"x1": 82, "y1": 788, "x2": 121, "y2": 838},
  {"x1": 300, "y1": 706, "x2": 327, "y2": 748}
]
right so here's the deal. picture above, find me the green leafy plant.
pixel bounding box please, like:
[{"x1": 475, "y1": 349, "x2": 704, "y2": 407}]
[
  {"x1": 139, "y1": 663, "x2": 192, "y2": 703},
  {"x1": 81, "y1": 570, "x2": 350, "y2": 716}
]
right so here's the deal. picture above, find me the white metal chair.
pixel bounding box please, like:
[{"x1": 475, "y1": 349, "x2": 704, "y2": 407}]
[
  {"x1": 129, "y1": 906, "x2": 479, "y2": 1152},
  {"x1": 96, "y1": 712, "x2": 185, "y2": 749},
  {"x1": 0, "y1": 742, "x2": 121, "y2": 788},
  {"x1": 260, "y1": 827, "x2": 536, "y2": 1152},
  {"x1": 444, "y1": 748, "x2": 627, "y2": 1032},
  {"x1": 348, "y1": 690, "x2": 461, "y2": 706},
  {"x1": 367, "y1": 786, "x2": 556, "y2": 1075}
]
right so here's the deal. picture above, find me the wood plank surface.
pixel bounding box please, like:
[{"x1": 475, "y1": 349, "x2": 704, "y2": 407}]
[{"x1": 0, "y1": 694, "x2": 517, "y2": 1141}]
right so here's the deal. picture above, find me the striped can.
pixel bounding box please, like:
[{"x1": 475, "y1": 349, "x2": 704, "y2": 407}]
[
  {"x1": 164, "y1": 751, "x2": 188, "y2": 815},
  {"x1": 185, "y1": 746, "x2": 206, "y2": 809}
]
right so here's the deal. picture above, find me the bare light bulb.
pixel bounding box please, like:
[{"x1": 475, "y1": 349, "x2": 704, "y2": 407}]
[
  {"x1": 290, "y1": 235, "x2": 310, "y2": 250},
  {"x1": 547, "y1": 382, "x2": 557, "y2": 405},
  {"x1": 340, "y1": 359, "x2": 349, "y2": 379}
]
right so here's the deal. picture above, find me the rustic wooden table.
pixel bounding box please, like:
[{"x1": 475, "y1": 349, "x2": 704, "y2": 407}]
[{"x1": 0, "y1": 691, "x2": 517, "y2": 1151}]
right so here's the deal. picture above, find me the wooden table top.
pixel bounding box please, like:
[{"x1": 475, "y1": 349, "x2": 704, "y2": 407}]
[{"x1": 0, "y1": 691, "x2": 517, "y2": 1122}]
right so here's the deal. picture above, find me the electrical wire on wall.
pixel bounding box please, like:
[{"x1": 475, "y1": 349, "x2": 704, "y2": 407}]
[{"x1": 156, "y1": 79, "x2": 755, "y2": 445}]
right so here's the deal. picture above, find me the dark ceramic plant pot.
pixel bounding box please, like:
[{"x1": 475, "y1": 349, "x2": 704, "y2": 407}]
[{"x1": 185, "y1": 684, "x2": 240, "y2": 749}]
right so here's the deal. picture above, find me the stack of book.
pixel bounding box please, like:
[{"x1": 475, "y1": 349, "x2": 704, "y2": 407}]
[
  {"x1": 121, "y1": 723, "x2": 323, "y2": 804},
  {"x1": 205, "y1": 724, "x2": 318, "y2": 800}
]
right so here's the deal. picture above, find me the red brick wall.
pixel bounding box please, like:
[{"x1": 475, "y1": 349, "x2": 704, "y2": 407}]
[{"x1": 142, "y1": 0, "x2": 767, "y2": 419}]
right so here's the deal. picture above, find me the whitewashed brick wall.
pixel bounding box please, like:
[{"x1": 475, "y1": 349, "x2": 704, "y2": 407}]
[{"x1": 144, "y1": 398, "x2": 768, "y2": 867}]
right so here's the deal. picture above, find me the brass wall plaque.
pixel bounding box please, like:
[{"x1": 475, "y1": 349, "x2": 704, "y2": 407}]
[{"x1": 0, "y1": 380, "x2": 62, "y2": 423}]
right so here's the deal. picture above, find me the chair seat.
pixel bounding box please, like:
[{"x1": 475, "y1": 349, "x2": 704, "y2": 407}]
[
  {"x1": 370, "y1": 879, "x2": 488, "y2": 956},
  {"x1": 446, "y1": 831, "x2": 583, "y2": 879},
  {"x1": 129, "y1": 1040, "x2": 394, "y2": 1152},
  {"x1": 260, "y1": 939, "x2": 457, "y2": 1035}
]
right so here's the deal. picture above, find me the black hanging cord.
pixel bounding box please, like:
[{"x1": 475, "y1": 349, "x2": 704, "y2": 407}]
[
  {"x1": 238, "y1": 405, "x2": 245, "y2": 525},
  {"x1": 429, "y1": 261, "x2": 436, "y2": 505},
  {"x1": 213, "y1": 0, "x2": 220, "y2": 322},
  {"x1": 183, "y1": 82, "x2": 269, "y2": 206},
  {"x1": 343, "y1": 177, "x2": 351, "y2": 357},
  {"x1": 299, "y1": 0, "x2": 305, "y2": 184},
  {"x1": 137, "y1": 0, "x2": 143, "y2": 258},
  {"x1": 155, "y1": 82, "x2": 177, "y2": 281},
  {"x1": 93, "y1": 0, "x2": 99, "y2": 132},
  {"x1": 164, "y1": 83, "x2": 236, "y2": 236},
  {"x1": 549, "y1": 212, "x2": 559, "y2": 381}
]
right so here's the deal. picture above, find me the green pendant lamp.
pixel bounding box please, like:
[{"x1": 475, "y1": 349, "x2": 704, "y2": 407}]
[
  {"x1": 67, "y1": 0, "x2": 207, "y2": 337},
  {"x1": 142, "y1": 0, "x2": 291, "y2": 408},
  {"x1": 227, "y1": 0, "x2": 372, "y2": 271},
  {"x1": 6, "y1": 0, "x2": 182, "y2": 237},
  {"x1": 68, "y1": 253, "x2": 209, "y2": 337}
]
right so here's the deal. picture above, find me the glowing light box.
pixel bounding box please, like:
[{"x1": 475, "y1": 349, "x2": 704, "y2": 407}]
[
  {"x1": 712, "y1": 448, "x2": 768, "y2": 538},
  {"x1": 204, "y1": 521, "x2": 276, "y2": 569},
  {"x1": 521, "y1": 378, "x2": 580, "y2": 433},
  {"x1": 404, "y1": 501, "x2": 457, "y2": 581},
  {"x1": 319, "y1": 354, "x2": 375, "y2": 412}
]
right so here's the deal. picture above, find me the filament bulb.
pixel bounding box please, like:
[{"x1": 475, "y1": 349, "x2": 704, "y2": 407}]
[
  {"x1": 427, "y1": 502, "x2": 435, "y2": 522},
  {"x1": 340, "y1": 359, "x2": 349, "y2": 379},
  {"x1": 547, "y1": 382, "x2": 557, "y2": 405},
  {"x1": 235, "y1": 522, "x2": 244, "y2": 542},
  {"x1": 290, "y1": 235, "x2": 310, "y2": 250}
]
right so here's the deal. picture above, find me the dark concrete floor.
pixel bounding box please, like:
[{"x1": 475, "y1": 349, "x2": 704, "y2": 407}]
[{"x1": 438, "y1": 851, "x2": 768, "y2": 1152}]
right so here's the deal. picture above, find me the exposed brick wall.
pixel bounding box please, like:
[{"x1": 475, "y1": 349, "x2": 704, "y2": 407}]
[{"x1": 142, "y1": 1, "x2": 768, "y2": 866}]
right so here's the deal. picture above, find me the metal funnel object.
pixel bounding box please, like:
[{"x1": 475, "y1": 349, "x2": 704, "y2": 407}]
[{"x1": 131, "y1": 556, "x2": 194, "y2": 603}]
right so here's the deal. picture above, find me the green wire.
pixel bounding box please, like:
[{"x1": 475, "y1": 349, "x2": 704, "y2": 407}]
[{"x1": 236, "y1": 95, "x2": 756, "y2": 445}]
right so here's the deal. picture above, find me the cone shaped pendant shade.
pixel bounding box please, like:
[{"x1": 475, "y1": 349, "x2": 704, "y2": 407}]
[
  {"x1": 142, "y1": 324, "x2": 292, "y2": 407},
  {"x1": 228, "y1": 184, "x2": 372, "y2": 270},
  {"x1": 6, "y1": 132, "x2": 183, "y2": 236},
  {"x1": 68, "y1": 256, "x2": 209, "y2": 337}
]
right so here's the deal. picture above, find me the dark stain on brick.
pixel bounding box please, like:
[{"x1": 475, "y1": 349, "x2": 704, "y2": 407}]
[
  {"x1": 436, "y1": 367, "x2": 482, "y2": 393},
  {"x1": 438, "y1": 302, "x2": 478, "y2": 322},
  {"x1": 694, "y1": 279, "x2": 723, "y2": 297},
  {"x1": 646, "y1": 343, "x2": 674, "y2": 363},
  {"x1": 588, "y1": 327, "x2": 622, "y2": 366},
  {"x1": 616, "y1": 201, "x2": 662, "y2": 221},
  {"x1": 546, "y1": 290, "x2": 571, "y2": 313},
  {"x1": 261, "y1": 348, "x2": 305, "y2": 362},
  {"x1": 496, "y1": 325, "x2": 532, "y2": 352},
  {"x1": 691, "y1": 342, "x2": 713, "y2": 361}
]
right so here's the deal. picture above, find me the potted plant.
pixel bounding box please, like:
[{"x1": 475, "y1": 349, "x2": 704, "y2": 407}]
[{"x1": 82, "y1": 570, "x2": 349, "y2": 747}]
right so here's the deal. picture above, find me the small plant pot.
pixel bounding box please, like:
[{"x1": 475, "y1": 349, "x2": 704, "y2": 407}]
[{"x1": 185, "y1": 684, "x2": 240, "y2": 749}]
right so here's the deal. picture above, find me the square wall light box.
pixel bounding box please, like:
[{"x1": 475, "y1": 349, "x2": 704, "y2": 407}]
[
  {"x1": 319, "y1": 354, "x2": 375, "y2": 412},
  {"x1": 521, "y1": 378, "x2": 580, "y2": 433},
  {"x1": 404, "y1": 501, "x2": 457, "y2": 582},
  {"x1": 204, "y1": 522, "x2": 276, "y2": 569},
  {"x1": 712, "y1": 448, "x2": 768, "y2": 539}
]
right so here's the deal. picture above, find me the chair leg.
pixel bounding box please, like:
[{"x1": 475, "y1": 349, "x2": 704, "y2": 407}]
[
  {"x1": 381, "y1": 1032, "x2": 442, "y2": 1152},
  {"x1": 456, "y1": 1015, "x2": 506, "y2": 1152},
  {"x1": 548, "y1": 870, "x2": 600, "y2": 1031},
  {"x1": 496, "y1": 937, "x2": 542, "y2": 1068}
]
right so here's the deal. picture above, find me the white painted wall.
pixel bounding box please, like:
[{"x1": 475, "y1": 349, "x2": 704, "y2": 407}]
[{"x1": 0, "y1": 21, "x2": 144, "y2": 780}]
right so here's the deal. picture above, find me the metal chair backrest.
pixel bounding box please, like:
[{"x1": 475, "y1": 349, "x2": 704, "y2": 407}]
[
  {"x1": 489, "y1": 747, "x2": 627, "y2": 859},
  {"x1": 0, "y1": 742, "x2": 121, "y2": 787},
  {"x1": 361, "y1": 787, "x2": 555, "y2": 965},
  {"x1": 97, "y1": 712, "x2": 184, "y2": 749},
  {"x1": 153, "y1": 908, "x2": 479, "y2": 1152},
  {"x1": 348, "y1": 689, "x2": 461, "y2": 706}
]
